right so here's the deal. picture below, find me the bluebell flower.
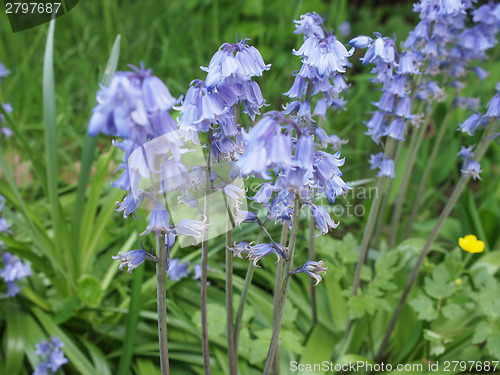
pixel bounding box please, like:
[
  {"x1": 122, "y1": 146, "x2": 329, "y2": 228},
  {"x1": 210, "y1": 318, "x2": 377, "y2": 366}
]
[
  {"x1": 0, "y1": 252, "x2": 31, "y2": 297},
  {"x1": 175, "y1": 217, "x2": 209, "y2": 245},
  {"x1": 224, "y1": 184, "x2": 246, "y2": 208},
  {"x1": 338, "y1": 21, "x2": 351, "y2": 37},
  {"x1": 485, "y1": 90, "x2": 500, "y2": 118},
  {"x1": 349, "y1": 35, "x2": 373, "y2": 49},
  {"x1": 140, "y1": 200, "x2": 172, "y2": 236},
  {"x1": 293, "y1": 12, "x2": 325, "y2": 39},
  {"x1": 385, "y1": 117, "x2": 406, "y2": 140},
  {"x1": 290, "y1": 260, "x2": 327, "y2": 286},
  {"x1": 461, "y1": 160, "x2": 483, "y2": 180},
  {"x1": 167, "y1": 258, "x2": 190, "y2": 281},
  {"x1": 471, "y1": 66, "x2": 490, "y2": 81},
  {"x1": 230, "y1": 241, "x2": 253, "y2": 259},
  {"x1": 312, "y1": 206, "x2": 338, "y2": 235},
  {"x1": 351, "y1": 33, "x2": 397, "y2": 65},
  {"x1": 112, "y1": 249, "x2": 149, "y2": 274},
  {"x1": 193, "y1": 264, "x2": 202, "y2": 280},
  {"x1": 33, "y1": 337, "x2": 68, "y2": 375},
  {"x1": 0, "y1": 63, "x2": 9, "y2": 78},
  {"x1": 247, "y1": 242, "x2": 287, "y2": 267},
  {"x1": 377, "y1": 158, "x2": 395, "y2": 178},
  {"x1": 294, "y1": 35, "x2": 353, "y2": 76},
  {"x1": 458, "y1": 113, "x2": 482, "y2": 135},
  {"x1": 252, "y1": 182, "x2": 274, "y2": 205},
  {"x1": 0, "y1": 217, "x2": 11, "y2": 234},
  {"x1": 234, "y1": 210, "x2": 259, "y2": 228},
  {"x1": 115, "y1": 191, "x2": 150, "y2": 218},
  {"x1": 369, "y1": 152, "x2": 384, "y2": 170},
  {"x1": 457, "y1": 145, "x2": 474, "y2": 165}
]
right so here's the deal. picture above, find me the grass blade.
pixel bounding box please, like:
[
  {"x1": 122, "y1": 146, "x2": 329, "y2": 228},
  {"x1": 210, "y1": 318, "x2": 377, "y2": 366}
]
[
  {"x1": 43, "y1": 19, "x2": 71, "y2": 266},
  {"x1": 73, "y1": 35, "x2": 121, "y2": 254}
]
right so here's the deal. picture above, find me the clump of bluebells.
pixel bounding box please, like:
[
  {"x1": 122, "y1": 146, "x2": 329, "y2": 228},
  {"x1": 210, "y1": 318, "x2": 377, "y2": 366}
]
[
  {"x1": 232, "y1": 12, "x2": 351, "y2": 283},
  {"x1": 0, "y1": 62, "x2": 13, "y2": 138},
  {"x1": 0, "y1": 195, "x2": 31, "y2": 297},
  {"x1": 33, "y1": 337, "x2": 68, "y2": 375},
  {"x1": 88, "y1": 10, "x2": 352, "y2": 373}
]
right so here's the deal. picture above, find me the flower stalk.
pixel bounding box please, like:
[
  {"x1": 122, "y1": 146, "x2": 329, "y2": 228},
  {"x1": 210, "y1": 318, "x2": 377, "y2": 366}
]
[
  {"x1": 263, "y1": 197, "x2": 301, "y2": 375},
  {"x1": 155, "y1": 232, "x2": 170, "y2": 375},
  {"x1": 201, "y1": 131, "x2": 213, "y2": 375},
  {"x1": 225, "y1": 208, "x2": 237, "y2": 374},
  {"x1": 272, "y1": 223, "x2": 289, "y2": 375}
]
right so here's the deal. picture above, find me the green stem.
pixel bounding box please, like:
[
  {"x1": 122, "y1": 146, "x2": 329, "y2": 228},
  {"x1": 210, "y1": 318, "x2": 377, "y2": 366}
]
[
  {"x1": 272, "y1": 224, "x2": 289, "y2": 375},
  {"x1": 201, "y1": 131, "x2": 213, "y2": 375},
  {"x1": 234, "y1": 263, "x2": 255, "y2": 356},
  {"x1": 156, "y1": 233, "x2": 170, "y2": 375},
  {"x1": 388, "y1": 120, "x2": 427, "y2": 247},
  {"x1": 404, "y1": 106, "x2": 453, "y2": 239},
  {"x1": 263, "y1": 197, "x2": 301, "y2": 375},
  {"x1": 308, "y1": 207, "x2": 317, "y2": 326},
  {"x1": 234, "y1": 220, "x2": 269, "y2": 355},
  {"x1": 375, "y1": 120, "x2": 496, "y2": 362},
  {"x1": 344, "y1": 138, "x2": 395, "y2": 341},
  {"x1": 225, "y1": 213, "x2": 237, "y2": 375}
]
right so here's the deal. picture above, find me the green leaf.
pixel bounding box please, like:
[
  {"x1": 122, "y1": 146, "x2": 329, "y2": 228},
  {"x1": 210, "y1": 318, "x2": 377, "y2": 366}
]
[
  {"x1": 249, "y1": 329, "x2": 271, "y2": 365},
  {"x1": 441, "y1": 304, "x2": 465, "y2": 319},
  {"x1": 4, "y1": 311, "x2": 27, "y2": 375},
  {"x1": 281, "y1": 330, "x2": 304, "y2": 355},
  {"x1": 347, "y1": 293, "x2": 377, "y2": 319},
  {"x1": 77, "y1": 274, "x2": 104, "y2": 308},
  {"x1": 472, "y1": 321, "x2": 491, "y2": 344},
  {"x1": 486, "y1": 329, "x2": 500, "y2": 358},
  {"x1": 43, "y1": 19, "x2": 71, "y2": 261},
  {"x1": 192, "y1": 303, "x2": 226, "y2": 338},
  {"x1": 424, "y1": 264, "x2": 454, "y2": 299},
  {"x1": 409, "y1": 294, "x2": 438, "y2": 321}
]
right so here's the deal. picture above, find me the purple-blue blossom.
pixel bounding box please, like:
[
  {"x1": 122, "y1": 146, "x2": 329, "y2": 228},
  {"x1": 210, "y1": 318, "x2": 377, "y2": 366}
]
[
  {"x1": 247, "y1": 242, "x2": 287, "y2": 267},
  {"x1": 290, "y1": 260, "x2": 328, "y2": 286},
  {"x1": 167, "y1": 258, "x2": 190, "y2": 281},
  {"x1": 112, "y1": 249, "x2": 149, "y2": 274},
  {"x1": 294, "y1": 12, "x2": 325, "y2": 39},
  {"x1": 461, "y1": 160, "x2": 483, "y2": 180},
  {"x1": 0, "y1": 252, "x2": 32, "y2": 297},
  {"x1": 33, "y1": 337, "x2": 68, "y2": 375}
]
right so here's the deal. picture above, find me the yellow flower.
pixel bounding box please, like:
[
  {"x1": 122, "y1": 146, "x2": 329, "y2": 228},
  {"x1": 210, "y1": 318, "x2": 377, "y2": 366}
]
[{"x1": 458, "y1": 234, "x2": 485, "y2": 254}]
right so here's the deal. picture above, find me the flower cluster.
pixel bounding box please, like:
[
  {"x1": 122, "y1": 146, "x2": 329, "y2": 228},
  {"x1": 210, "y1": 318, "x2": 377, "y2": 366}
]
[
  {"x1": 350, "y1": 32, "x2": 419, "y2": 178},
  {"x1": 88, "y1": 63, "x2": 181, "y2": 192},
  {"x1": 33, "y1": 337, "x2": 68, "y2": 375},
  {"x1": 230, "y1": 14, "x2": 353, "y2": 285},
  {"x1": 456, "y1": 84, "x2": 500, "y2": 180},
  {"x1": 176, "y1": 38, "x2": 270, "y2": 161},
  {"x1": 0, "y1": 195, "x2": 31, "y2": 297},
  {"x1": 0, "y1": 62, "x2": 13, "y2": 138}
]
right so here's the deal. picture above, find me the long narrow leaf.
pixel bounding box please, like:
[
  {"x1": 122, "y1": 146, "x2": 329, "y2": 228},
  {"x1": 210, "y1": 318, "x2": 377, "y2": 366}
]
[
  {"x1": 43, "y1": 19, "x2": 71, "y2": 268},
  {"x1": 73, "y1": 35, "x2": 121, "y2": 254}
]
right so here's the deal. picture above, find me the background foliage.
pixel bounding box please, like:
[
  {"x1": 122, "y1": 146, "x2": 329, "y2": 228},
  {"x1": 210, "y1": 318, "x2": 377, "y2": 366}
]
[{"x1": 0, "y1": 0, "x2": 499, "y2": 374}]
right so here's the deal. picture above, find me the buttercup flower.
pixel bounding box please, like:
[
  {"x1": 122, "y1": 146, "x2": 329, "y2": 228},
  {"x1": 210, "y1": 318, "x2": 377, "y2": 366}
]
[{"x1": 458, "y1": 234, "x2": 485, "y2": 253}]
